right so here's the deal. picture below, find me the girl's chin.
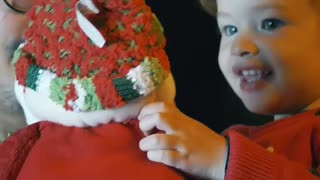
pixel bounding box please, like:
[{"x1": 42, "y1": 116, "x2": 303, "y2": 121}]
[{"x1": 241, "y1": 98, "x2": 276, "y2": 115}]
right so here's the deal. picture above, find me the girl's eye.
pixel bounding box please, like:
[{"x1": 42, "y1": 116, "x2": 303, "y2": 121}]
[
  {"x1": 261, "y1": 18, "x2": 286, "y2": 31},
  {"x1": 222, "y1": 25, "x2": 238, "y2": 37}
]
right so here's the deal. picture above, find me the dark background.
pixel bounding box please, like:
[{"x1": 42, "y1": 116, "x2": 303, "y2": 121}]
[{"x1": 146, "y1": 0, "x2": 272, "y2": 133}]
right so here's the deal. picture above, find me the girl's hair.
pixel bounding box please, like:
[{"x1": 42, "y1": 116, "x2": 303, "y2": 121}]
[
  {"x1": 199, "y1": 0, "x2": 320, "y2": 16},
  {"x1": 199, "y1": 0, "x2": 217, "y2": 16},
  {"x1": 312, "y1": 0, "x2": 320, "y2": 10}
]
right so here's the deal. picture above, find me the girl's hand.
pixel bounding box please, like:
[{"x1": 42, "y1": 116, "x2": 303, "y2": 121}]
[{"x1": 138, "y1": 102, "x2": 228, "y2": 180}]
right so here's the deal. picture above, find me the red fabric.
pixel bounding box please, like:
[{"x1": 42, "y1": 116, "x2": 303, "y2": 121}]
[
  {"x1": 224, "y1": 109, "x2": 320, "y2": 180},
  {"x1": 0, "y1": 120, "x2": 185, "y2": 180}
]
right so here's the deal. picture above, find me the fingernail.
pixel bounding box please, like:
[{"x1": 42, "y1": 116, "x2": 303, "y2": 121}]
[
  {"x1": 139, "y1": 139, "x2": 146, "y2": 150},
  {"x1": 139, "y1": 120, "x2": 149, "y2": 132},
  {"x1": 147, "y1": 151, "x2": 157, "y2": 162}
]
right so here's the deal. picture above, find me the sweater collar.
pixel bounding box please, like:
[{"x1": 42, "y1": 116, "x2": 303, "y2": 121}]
[
  {"x1": 304, "y1": 99, "x2": 320, "y2": 112},
  {"x1": 274, "y1": 99, "x2": 320, "y2": 121}
]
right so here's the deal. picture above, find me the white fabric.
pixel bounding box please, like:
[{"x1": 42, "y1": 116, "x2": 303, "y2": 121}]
[
  {"x1": 14, "y1": 80, "x2": 39, "y2": 125},
  {"x1": 127, "y1": 63, "x2": 155, "y2": 95}
]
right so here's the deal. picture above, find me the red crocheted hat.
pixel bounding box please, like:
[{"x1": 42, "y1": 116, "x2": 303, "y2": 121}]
[{"x1": 13, "y1": 0, "x2": 169, "y2": 112}]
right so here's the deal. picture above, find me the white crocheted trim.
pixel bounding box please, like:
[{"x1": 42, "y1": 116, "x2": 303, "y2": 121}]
[
  {"x1": 36, "y1": 70, "x2": 57, "y2": 97},
  {"x1": 126, "y1": 64, "x2": 155, "y2": 95}
]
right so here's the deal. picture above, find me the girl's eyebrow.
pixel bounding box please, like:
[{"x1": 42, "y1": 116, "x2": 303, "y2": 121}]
[
  {"x1": 217, "y1": 11, "x2": 230, "y2": 18},
  {"x1": 217, "y1": 3, "x2": 287, "y2": 18},
  {"x1": 253, "y1": 3, "x2": 287, "y2": 11}
]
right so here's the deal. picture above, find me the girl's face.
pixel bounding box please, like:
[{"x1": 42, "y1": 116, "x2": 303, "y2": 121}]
[{"x1": 217, "y1": 0, "x2": 320, "y2": 115}]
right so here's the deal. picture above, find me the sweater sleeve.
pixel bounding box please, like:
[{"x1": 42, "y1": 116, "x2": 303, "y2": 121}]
[
  {"x1": 0, "y1": 123, "x2": 40, "y2": 180},
  {"x1": 224, "y1": 130, "x2": 319, "y2": 180}
]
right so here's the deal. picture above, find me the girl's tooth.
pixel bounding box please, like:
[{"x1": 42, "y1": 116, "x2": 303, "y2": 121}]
[
  {"x1": 242, "y1": 70, "x2": 263, "y2": 76},
  {"x1": 249, "y1": 70, "x2": 256, "y2": 75},
  {"x1": 243, "y1": 70, "x2": 250, "y2": 76},
  {"x1": 257, "y1": 71, "x2": 262, "y2": 76}
]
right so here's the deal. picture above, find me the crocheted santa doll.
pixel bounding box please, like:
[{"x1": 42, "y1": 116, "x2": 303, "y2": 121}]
[{"x1": 0, "y1": 0, "x2": 185, "y2": 179}]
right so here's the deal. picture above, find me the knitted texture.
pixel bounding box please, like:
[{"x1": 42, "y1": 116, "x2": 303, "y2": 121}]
[
  {"x1": 223, "y1": 109, "x2": 320, "y2": 179},
  {"x1": 13, "y1": 0, "x2": 169, "y2": 111}
]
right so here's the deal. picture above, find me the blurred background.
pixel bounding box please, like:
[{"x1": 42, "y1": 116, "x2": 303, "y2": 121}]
[{"x1": 147, "y1": 0, "x2": 272, "y2": 132}]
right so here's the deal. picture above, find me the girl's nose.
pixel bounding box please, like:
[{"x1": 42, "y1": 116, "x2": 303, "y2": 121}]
[{"x1": 231, "y1": 34, "x2": 259, "y2": 58}]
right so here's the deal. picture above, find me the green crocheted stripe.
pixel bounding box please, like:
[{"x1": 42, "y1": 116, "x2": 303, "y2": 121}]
[
  {"x1": 22, "y1": 62, "x2": 105, "y2": 111},
  {"x1": 49, "y1": 77, "x2": 72, "y2": 106},
  {"x1": 141, "y1": 57, "x2": 167, "y2": 86},
  {"x1": 151, "y1": 14, "x2": 165, "y2": 46},
  {"x1": 19, "y1": 58, "x2": 167, "y2": 111},
  {"x1": 113, "y1": 77, "x2": 140, "y2": 102},
  {"x1": 77, "y1": 78, "x2": 104, "y2": 111},
  {"x1": 12, "y1": 48, "x2": 23, "y2": 66},
  {"x1": 26, "y1": 64, "x2": 42, "y2": 91}
]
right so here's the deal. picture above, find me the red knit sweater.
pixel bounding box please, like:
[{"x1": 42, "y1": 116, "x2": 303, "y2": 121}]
[
  {"x1": 224, "y1": 109, "x2": 320, "y2": 180},
  {"x1": 2, "y1": 110, "x2": 319, "y2": 180},
  {"x1": 0, "y1": 119, "x2": 185, "y2": 180}
]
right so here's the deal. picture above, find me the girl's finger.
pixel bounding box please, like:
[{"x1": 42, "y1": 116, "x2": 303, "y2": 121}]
[{"x1": 139, "y1": 134, "x2": 180, "y2": 151}]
